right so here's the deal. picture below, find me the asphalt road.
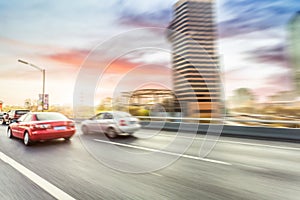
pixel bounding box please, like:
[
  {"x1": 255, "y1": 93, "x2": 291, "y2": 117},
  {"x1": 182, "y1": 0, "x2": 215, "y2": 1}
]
[{"x1": 0, "y1": 124, "x2": 299, "y2": 200}]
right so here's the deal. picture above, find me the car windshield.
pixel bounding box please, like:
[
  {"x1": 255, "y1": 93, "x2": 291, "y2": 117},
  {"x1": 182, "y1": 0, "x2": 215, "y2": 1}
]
[
  {"x1": 16, "y1": 110, "x2": 29, "y2": 115},
  {"x1": 113, "y1": 112, "x2": 131, "y2": 118},
  {"x1": 35, "y1": 113, "x2": 68, "y2": 121},
  {"x1": 18, "y1": 114, "x2": 27, "y2": 122}
]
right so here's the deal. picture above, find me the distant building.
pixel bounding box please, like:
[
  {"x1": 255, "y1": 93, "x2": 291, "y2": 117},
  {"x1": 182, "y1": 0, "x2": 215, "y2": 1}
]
[
  {"x1": 167, "y1": 0, "x2": 220, "y2": 118},
  {"x1": 102, "y1": 97, "x2": 113, "y2": 109},
  {"x1": 288, "y1": 11, "x2": 300, "y2": 96},
  {"x1": 121, "y1": 89, "x2": 177, "y2": 111}
]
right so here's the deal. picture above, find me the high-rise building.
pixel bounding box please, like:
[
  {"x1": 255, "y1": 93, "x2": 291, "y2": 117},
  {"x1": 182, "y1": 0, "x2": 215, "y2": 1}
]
[
  {"x1": 167, "y1": 0, "x2": 220, "y2": 118},
  {"x1": 288, "y1": 11, "x2": 300, "y2": 96}
]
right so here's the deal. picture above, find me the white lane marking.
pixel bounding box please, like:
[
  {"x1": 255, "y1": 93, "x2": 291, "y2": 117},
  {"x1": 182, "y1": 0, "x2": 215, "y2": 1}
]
[
  {"x1": 157, "y1": 134, "x2": 300, "y2": 151},
  {"x1": 93, "y1": 139, "x2": 231, "y2": 166},
  {"x1": 0, "y1": 152, "x2": 76, "y2": 200},
  {"x1": 151, "y1": 173, "x2": 163, "y2": 177}
]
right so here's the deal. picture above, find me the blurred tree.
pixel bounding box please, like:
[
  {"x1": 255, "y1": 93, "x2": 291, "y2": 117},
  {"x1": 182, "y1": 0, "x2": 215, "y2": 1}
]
[
  {"x1": 229, "y1": 88, "x2": 256, "y2": 112},
  {"x1": 128, "y1": 106, "x2": 149, "y2": 116},
  {"x1": 24, "y1": 99, "x2": 32, "y2": 109},
  {"x1": 96, "y1": 97, "x2": 113, "y2": 112}
]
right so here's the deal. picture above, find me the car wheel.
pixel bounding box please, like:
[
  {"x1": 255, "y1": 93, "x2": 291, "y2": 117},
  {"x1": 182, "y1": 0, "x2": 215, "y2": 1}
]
[
  {"x1": 105, "y1": 128, "x2": 117, "y2": 138},
  {"x1": 64, "y1": 137, "x2": 71, "y2": 141},
  {"x1": 23, "y1": 132, "x2": 31, "y2": 146},
  {"x1": 7, "y1": 128, "x2": 13, "y2": 139},
  {"x1": 81, "y1": 125, "x2": 89, "y2": 134}
]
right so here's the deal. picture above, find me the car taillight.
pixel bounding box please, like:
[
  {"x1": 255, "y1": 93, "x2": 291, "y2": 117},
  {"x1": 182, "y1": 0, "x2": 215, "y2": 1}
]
[
  {"x1": 33, "y1": 124, "x2": 51, "y2": 129},
  {"x1": 119, "y1": 119, "x2": 127, "y2": 126}
]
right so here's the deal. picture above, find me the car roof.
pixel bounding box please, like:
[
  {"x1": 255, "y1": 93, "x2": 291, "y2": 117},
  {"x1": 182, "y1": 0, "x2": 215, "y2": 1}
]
[{"x1": 100, "y1": 111, "x2": 128, "y2": 114}]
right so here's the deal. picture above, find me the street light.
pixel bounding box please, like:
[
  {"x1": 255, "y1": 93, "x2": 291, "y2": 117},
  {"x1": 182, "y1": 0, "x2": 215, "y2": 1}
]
[{"x1": 18, "y1": 59, "x2": 46, "y2": 112}]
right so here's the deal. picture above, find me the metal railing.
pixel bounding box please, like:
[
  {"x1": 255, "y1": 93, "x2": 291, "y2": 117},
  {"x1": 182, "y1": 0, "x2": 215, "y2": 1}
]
[{"x1": 135, "y1": 116, "x2": 300, "y2": 127}]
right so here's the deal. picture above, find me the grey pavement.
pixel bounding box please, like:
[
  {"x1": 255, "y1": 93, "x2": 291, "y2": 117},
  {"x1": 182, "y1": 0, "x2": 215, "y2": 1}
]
[{"x1": 0, "y1": 124, "x2": 299, "y2": 200}]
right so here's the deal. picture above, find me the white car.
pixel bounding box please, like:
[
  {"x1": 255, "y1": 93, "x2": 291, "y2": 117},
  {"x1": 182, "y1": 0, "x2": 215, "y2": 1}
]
[{"x1": 81, "y1": 111, "x2": 141, "y2": 138}]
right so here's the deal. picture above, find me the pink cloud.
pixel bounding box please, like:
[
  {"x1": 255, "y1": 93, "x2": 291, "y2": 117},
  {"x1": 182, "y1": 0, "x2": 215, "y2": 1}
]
[{"x1": 45, "y1": 49, "x2": 90, "y2": 66}]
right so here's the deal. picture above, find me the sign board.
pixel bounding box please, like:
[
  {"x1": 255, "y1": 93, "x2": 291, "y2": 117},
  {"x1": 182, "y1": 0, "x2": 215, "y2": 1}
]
[
  {"x1": 44, "y1": 94, "x2": 49, "y2": 110},
  {"x1": 38, "y1": 94, "x2": 49, "y2": 110}
]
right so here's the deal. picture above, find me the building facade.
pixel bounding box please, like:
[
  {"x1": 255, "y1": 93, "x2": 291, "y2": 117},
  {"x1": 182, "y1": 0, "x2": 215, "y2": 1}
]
[
  {"x1": 121, "y1": 89, "x2": 175, "y2": 108},
  {"x1": 288, "y1": 11, "x2": 300, "y2": 96},
  {"x1": 168, "y1": 0, "x2": 220, "y2": 118}
]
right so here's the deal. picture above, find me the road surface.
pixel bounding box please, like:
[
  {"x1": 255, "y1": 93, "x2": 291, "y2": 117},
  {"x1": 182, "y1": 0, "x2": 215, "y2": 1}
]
[{"x1": 0, "y1": 124, "x2": 299, "y2": 200}]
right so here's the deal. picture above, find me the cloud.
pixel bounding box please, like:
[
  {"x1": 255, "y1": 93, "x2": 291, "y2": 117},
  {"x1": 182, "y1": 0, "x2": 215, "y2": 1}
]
[
  {"x1": 218, "y1": 0, "x2": 300, "y2": 38},
  {"x1": 1, "y1": 0, "x2": 299, "y2": 105},
  {"x1": 246, "y1": 44, "x2": 289, "y2": 68},
  {"x1": 124, "y1": 50, "x2": 171, "y2": 66},
  {"x1": 265, "y1": 71, "x2": 292, "y2": 88},
  {"x1": 0, "y1": 0, "x2": 122, "y2": 49},
  {"x1": 119, "y1": 8, "x2": 172, "y2": 28},
  {"x1": 45, "y1": 49, "x2": 90, "y2": 66},
  {"x1": 117, "y1": 0, "x2": 175, "y2": 27}
]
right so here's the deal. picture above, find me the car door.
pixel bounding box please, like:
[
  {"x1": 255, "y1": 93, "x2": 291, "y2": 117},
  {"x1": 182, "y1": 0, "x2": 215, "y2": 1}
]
[
  {"x1": 102, "y1": 113, "x2": 114, "y2": 131},
  {"x1": 11, "y1": 114, "x2": 30, "y2": 138},
  {"x1": 96, "y1": 113, "x2": 108, "y2": 133},
  {"x1": 20, "y1": 114, "x2": 33, "y2": 138},
  {"x1": 88, "y1": 113, "x2": 105, "y2": 133}
]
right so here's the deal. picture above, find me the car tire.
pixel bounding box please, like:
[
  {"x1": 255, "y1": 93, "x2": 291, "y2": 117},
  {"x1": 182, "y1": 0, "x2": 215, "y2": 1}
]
[
  {"x1": 7, "y1": 128, "x2": 13, "y2": 139},
  {"x1": 23, "y1": 132, "x2": 31, "y2": 146},
  {"x1": 64, "y1": 137, "x2": 71, "y2": 141},
  {"x1": 81, "y1": 125, "x2": 89, "y2": 134},
  {"x1": 105, "y1": 128, "x2": 117, "y2": 139}
]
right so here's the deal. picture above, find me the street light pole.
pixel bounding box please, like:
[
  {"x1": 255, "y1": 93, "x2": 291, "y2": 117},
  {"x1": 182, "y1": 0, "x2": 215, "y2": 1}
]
[
  {"x1": 42, "y1": 69, "x2": 45, "y2": 112},
  {"x1": 18, "y1": 59, "x2": 46, "y2": 112}
]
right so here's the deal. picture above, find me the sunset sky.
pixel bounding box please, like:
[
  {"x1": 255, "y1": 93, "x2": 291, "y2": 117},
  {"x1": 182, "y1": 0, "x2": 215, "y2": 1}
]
[{"x1": 0, "y1": 0, "x2": 300, "y2": 106}]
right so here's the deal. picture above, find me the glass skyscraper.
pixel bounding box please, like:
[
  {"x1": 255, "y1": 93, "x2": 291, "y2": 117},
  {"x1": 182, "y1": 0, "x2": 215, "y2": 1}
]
[{"x1": 168, "y1": 0, "x2": 220, "y2": 118}]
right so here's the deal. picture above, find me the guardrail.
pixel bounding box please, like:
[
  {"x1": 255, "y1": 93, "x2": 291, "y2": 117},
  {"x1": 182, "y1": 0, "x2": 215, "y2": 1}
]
[
  {"x1": 72, "y1": 116, "x2": 300, "y2": 140},
  {"x1": 135, "y1": 116, "x2": 300, "y2": 125},
  {"x1": 134, "y1": 116, "x2": 300, "y2": 140}
]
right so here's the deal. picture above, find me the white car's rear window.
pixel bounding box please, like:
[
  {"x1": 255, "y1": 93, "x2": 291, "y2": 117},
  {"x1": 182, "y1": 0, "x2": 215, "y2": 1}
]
[{"x1": 114, "y1": 112, "x2": 131, "y2": 118}]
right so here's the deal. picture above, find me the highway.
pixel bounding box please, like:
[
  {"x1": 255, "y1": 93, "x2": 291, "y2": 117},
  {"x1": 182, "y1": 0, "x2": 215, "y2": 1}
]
[{"x1": 0, "y1": 124, "x2": 299, "y2": 200}]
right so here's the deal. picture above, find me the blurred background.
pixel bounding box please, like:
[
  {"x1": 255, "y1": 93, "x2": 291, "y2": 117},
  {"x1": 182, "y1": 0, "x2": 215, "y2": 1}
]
[{"x1": 0, "y1": 0, "x2": 300, "y2": 128}]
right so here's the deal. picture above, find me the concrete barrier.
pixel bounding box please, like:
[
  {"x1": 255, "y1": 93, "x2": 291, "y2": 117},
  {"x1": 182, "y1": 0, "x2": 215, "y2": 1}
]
[{"x1": 140, "y1": 121, "x2": 300, "y2": 141}]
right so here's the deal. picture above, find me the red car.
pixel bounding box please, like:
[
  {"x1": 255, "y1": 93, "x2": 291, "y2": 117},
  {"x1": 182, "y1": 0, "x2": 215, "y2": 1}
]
[{"x1": 7, "y1": 112, "x2": 76, "y2": 146}]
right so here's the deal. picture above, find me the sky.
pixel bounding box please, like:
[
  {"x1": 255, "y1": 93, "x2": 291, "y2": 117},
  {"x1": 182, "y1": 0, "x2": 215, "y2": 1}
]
[{"x1": 0, "y1": 0, "x2": 299, "y2": 106}]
